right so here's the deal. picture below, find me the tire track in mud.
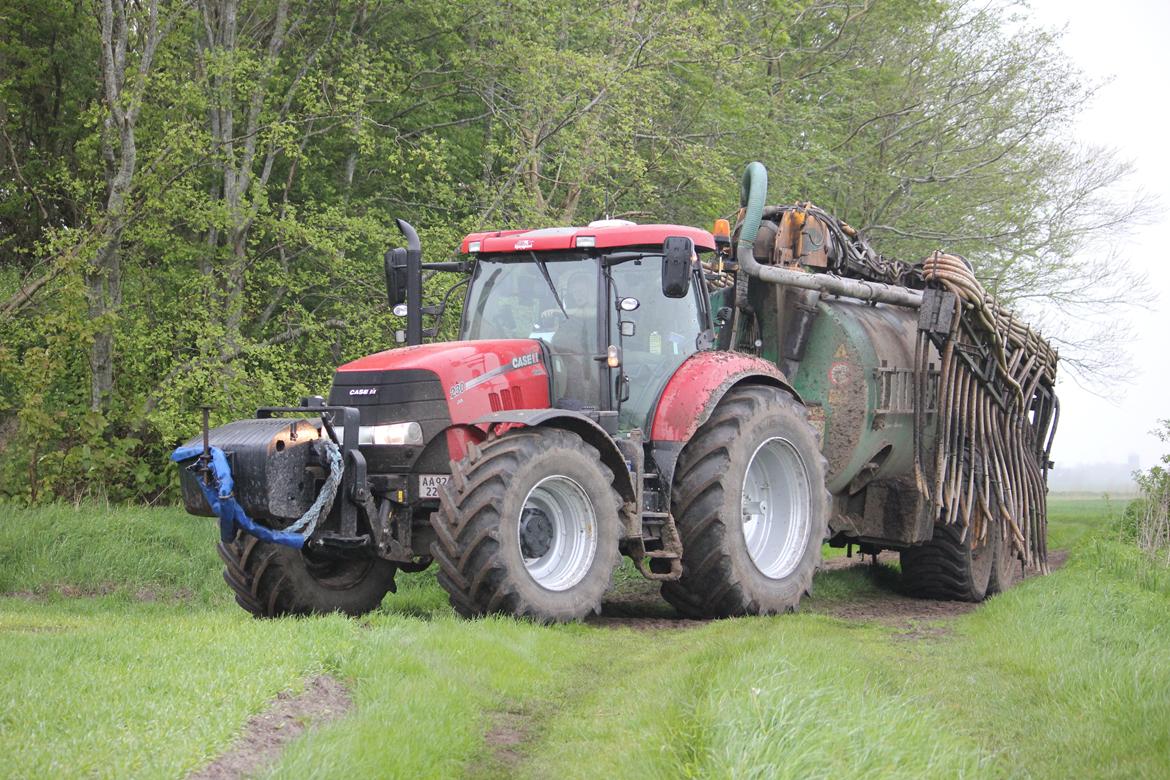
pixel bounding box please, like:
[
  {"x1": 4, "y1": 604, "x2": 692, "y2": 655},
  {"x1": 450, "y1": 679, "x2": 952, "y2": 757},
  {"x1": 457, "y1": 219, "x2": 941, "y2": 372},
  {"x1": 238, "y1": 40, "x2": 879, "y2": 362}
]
[
  {"x1": 581, "y1": 549, "x2": 1069, "y2": 634},
  {"x1": 188, "y1": 675, "x2": 351, "y2": 780},
  {"x1": 466, "y1": 708, "x2": 535, "y2": 778}
]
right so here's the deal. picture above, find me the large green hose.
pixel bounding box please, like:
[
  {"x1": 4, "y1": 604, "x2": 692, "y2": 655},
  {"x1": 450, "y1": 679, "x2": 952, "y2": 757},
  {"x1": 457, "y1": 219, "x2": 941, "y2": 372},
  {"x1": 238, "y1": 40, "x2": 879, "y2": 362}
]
[{"x1": 738, "y1": 161, "x2": 769, "y2": 249}]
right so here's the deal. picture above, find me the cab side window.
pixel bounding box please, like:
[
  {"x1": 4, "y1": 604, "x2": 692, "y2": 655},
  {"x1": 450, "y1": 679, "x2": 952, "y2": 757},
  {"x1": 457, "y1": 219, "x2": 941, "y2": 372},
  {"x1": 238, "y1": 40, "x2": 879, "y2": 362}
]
[{"x1": 611, "y1": 258, "x2": 703, "y2": 430}]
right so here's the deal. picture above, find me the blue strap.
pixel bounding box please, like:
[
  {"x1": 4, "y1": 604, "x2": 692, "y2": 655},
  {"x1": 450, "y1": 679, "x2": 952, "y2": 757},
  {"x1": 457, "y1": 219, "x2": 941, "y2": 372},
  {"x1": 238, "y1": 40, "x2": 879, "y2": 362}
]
[{"x1": 171, "y1": 445, "x2": 307, "y2": 549}]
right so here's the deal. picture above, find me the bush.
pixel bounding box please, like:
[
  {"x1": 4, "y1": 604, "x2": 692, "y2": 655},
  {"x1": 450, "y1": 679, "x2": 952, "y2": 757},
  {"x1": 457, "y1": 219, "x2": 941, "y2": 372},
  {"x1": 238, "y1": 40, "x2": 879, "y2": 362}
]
[{"x1": 1129, "y1": 420, "x2": 1170, "y2": 563}]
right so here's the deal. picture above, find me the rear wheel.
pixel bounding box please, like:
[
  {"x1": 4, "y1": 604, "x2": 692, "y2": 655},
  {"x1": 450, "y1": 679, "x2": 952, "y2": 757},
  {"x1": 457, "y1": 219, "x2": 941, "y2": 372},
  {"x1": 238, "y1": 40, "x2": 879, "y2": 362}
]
[
  {"x1": 429, "y1": 428, "x2": 622, "y2": 622},
  {"x1": 661, "y1": 385, "x2": 829, "y2": 618},
  {"x1": 900, "y1": 521, "x2": 994, "y2": 601},
  {"x1": 987, "y1": 520, "x2": 1022, "y2": 595},
  {"x1": 218, "y1": 533, "x2": 397, "y2": 618}
]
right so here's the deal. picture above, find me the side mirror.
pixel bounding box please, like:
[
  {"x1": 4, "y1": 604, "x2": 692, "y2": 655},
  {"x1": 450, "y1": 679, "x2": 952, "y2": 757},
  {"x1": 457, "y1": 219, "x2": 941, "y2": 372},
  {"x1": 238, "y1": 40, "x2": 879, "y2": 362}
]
[
  {"x1": 389, "y1": 218, "x2": 424, "y2": 345},
  {"x1": 661, "y1": 236, "x2": 694, "y2": 299},
  {"x1": 384, "y1": 247, "x2": 409, "y2": 307}
]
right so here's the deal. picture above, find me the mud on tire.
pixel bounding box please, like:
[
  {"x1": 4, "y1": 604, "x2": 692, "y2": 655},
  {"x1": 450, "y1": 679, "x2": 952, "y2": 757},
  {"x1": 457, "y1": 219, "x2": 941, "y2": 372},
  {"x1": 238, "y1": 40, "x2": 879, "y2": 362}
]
[
  {"x1": 987, "y1": 519, "x2": 1023, "y2": 595},
  {"x1": 218, "y1": 532, "x2": 397, "y2": 618},
  {"x1": 661, "y1": 385, "x2": 829, "y2": 618},
  {"x1": 429, "y1": 428, "x2": 622, "y2": 623},
  {"x1": 900, "y1": 521, "x2": 995, "y2": 602}
]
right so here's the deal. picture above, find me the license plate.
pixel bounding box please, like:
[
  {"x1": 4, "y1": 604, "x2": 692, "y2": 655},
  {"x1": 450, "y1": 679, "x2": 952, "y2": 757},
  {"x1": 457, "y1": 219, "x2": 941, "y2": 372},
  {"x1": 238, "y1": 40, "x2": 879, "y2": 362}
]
[{"x1": 418, "y1": 474, "x2": 449, "y2": 499}]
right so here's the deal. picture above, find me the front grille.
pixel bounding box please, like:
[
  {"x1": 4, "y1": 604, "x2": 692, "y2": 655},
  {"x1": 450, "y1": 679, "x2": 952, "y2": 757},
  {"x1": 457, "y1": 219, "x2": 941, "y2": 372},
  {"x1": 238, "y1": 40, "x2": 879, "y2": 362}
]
[{"x1": 328, "y1": 369, "x2": 451, "y2": 473}]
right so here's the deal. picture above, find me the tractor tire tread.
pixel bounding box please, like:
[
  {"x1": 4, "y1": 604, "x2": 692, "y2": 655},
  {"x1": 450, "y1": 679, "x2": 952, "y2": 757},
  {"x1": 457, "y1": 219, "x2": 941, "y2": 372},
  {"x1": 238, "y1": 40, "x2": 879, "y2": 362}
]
[
  {"x1": 429, "y1": 428, "x2": 621, "y2": 622},
  {"x1": 216, "y1": 532, "x2": 396, "y2": 618},
  {"x1": 901, "y1": 522, "x2": 992, "y2": 602},
  {"x1": 661, "y1": 385, "x2": 829, "y2": 618}
]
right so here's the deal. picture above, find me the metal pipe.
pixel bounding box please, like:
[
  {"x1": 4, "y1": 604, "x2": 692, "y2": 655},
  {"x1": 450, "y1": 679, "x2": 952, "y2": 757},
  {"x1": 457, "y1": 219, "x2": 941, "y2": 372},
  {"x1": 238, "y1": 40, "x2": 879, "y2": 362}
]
[
  {"x1": 735, "y1": 162, "x2": 923, "y2": 309},
  {"x1": 736, "y1": 245, "x2": 925, "y2": 308}
]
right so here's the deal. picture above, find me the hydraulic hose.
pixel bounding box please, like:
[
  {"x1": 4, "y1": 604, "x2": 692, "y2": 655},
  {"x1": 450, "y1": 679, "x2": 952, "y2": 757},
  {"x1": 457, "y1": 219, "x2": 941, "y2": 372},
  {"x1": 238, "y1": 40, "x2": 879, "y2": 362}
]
[{"x1": 735, "y1": 162, "x2": 923, "y2": 309}]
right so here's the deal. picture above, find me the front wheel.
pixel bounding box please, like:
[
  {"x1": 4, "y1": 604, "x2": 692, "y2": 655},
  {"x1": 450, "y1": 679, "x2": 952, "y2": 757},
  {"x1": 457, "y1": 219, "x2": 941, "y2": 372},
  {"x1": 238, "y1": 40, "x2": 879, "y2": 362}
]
[
  {"x1": 218, "y1": 533, "x2": 397, "y2": 618},
  {"x1": 429, "y1": 428, "x2": 622, "y2": 622},
  {"x1": 662, "y1": 385, "x2": 829, "y2": 618}
]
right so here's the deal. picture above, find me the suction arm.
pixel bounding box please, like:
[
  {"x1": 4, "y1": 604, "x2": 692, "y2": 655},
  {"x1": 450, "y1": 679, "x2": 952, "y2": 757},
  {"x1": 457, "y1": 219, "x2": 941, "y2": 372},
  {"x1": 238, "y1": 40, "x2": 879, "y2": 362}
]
[{"x1": 735, "y1": 162, "x2": 922, "y2": 309}]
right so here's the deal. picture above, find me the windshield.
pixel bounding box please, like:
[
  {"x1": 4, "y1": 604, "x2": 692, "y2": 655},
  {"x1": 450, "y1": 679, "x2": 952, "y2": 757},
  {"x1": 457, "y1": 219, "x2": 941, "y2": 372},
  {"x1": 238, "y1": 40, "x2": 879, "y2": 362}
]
[{"x1": 461, "y1": 255, "x2": 602, "y2": 409}]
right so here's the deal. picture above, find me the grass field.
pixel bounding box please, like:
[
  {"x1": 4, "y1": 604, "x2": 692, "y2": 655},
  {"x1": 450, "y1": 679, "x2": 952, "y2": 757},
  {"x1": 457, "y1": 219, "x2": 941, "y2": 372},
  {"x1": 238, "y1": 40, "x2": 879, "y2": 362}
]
[{"x1": 1, "y1": 495, "x2": 1167, "y2": 779}]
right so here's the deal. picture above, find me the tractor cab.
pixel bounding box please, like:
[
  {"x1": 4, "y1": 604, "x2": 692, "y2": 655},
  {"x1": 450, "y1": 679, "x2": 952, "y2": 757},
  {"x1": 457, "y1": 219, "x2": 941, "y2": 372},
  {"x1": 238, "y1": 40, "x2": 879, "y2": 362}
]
[{"x1": 449, "y1": 222, "x2": 723, "y2": 431}]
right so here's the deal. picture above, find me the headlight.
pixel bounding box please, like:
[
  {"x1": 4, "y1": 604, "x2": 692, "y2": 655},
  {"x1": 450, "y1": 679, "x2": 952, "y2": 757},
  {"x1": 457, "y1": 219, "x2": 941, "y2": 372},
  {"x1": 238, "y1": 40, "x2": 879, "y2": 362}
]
[{"x1": 333, "y1": 422, "x2": 424, "y2": 446}]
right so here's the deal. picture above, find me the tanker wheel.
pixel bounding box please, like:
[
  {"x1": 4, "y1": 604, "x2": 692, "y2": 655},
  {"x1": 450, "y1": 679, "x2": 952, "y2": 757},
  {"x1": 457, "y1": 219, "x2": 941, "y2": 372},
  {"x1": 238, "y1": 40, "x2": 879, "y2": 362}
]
[
  {"x1": 987, "y1": 518, "x2": 1022, "y2": 595},
  {"x1": 661, "y1": 385, "x2": 829, "y2": 618},
  {"x1": 218, "y1": 532, "x2": 397, "y2": 618},
  {"x1": 429, "y1": 428, "x2": 621, "y2": 622},
  {"x1": 900, "y1": 520, "x2": 994, "y2": 602}
]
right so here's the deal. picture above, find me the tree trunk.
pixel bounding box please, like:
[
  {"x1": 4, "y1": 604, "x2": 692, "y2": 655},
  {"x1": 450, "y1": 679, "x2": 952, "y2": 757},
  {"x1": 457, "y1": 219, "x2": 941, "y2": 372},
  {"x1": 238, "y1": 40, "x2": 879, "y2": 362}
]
[{"x1": 89, "y1": 0, "x2": 162, "y2": 411}]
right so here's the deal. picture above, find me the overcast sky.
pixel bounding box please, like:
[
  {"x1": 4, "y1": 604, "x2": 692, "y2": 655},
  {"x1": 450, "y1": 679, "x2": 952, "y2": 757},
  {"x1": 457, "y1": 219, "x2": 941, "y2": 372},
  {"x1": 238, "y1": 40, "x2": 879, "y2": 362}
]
[{"x1": 1024, "y1": 0, "x2": 1170, "y2": 470}]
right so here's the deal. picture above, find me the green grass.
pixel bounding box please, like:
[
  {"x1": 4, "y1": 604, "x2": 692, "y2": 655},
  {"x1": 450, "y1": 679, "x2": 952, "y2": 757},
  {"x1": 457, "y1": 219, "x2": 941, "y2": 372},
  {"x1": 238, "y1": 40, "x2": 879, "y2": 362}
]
[
  {"x1": 1, "y1": 494, "x2": 1166, "y2": 778},
  {"x1": 0, "y1": 503, "x2": 225, "y2": 603}
]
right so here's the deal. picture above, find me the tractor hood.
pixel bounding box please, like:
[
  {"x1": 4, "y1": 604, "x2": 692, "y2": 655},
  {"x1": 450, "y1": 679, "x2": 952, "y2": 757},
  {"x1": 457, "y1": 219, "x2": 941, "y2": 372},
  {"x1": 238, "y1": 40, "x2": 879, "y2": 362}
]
[{"x1": 334, "y1": 339, "x2": 551, "y2": 421}]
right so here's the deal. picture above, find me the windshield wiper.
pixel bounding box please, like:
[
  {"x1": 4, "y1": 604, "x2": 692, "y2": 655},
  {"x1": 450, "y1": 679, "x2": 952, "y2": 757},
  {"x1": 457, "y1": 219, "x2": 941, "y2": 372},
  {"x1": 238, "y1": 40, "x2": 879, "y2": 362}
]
[{"x1": 531, "y1": 251, "x2": 568, "y2": 318}]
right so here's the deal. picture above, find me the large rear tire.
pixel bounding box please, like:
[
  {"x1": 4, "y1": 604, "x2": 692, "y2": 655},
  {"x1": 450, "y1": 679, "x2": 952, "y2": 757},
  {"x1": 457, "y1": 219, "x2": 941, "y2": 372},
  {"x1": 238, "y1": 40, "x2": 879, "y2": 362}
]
[
  {"x1": 429, "y1": 428, "x2": 622, "y2": 622},
  {"x1": 900, "y1": 521, "x2": 994, "y2": 601},
  {"x1": 987, "y1": 519, "x2": 1022, "y2": 595},
  {"x1": 661, "y1": 385, "x2": 829, "y2": 618},
  {"x1": 218, "y1": 532, "x2": 397, "y2": 618}
]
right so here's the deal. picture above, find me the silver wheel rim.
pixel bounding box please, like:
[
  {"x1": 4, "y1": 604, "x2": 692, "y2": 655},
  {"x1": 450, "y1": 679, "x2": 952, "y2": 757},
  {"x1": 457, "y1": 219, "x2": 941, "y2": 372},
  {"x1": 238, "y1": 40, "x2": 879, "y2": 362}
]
[
  {"x1": 741, "y1": 436, "x2": 813, "y2": 579},
  {"x1": 518, "y1": 475, "x2": 598, "y2": 591}
]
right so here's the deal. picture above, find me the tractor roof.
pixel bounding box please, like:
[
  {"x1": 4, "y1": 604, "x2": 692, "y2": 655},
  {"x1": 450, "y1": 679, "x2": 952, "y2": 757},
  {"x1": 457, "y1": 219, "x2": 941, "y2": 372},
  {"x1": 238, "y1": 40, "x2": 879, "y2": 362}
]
[{"x1": 460, "y1": 222, "x2": 716, "y2": 255}]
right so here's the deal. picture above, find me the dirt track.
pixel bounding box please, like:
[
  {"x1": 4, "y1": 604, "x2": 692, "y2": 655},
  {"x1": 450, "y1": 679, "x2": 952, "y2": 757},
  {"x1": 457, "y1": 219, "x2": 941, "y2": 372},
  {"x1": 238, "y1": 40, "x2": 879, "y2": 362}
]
[
  {"x1": 188, "y1": 676, "x2": 351, "y2": 780},
  {"x1": 586, "y1": 549, "x2": 1068, "y2": 632}
]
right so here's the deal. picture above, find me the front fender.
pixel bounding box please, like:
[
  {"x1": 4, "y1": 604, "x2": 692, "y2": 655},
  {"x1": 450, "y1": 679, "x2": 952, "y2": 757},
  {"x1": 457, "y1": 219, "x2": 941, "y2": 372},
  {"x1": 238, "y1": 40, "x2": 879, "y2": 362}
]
[
  {"x1": 649, "y1": 352, "x2": 801, "y2": 443},
  {"x1": 472, "y1": 409, "x2": 636, "y2": 505}
]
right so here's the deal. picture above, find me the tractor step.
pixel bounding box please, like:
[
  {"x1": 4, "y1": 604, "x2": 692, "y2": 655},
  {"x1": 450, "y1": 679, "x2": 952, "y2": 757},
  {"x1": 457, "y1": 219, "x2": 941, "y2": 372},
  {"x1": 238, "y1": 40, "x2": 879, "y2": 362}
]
[{"x1": 630, "y1": 510, "x2": 683, "y2": 581}]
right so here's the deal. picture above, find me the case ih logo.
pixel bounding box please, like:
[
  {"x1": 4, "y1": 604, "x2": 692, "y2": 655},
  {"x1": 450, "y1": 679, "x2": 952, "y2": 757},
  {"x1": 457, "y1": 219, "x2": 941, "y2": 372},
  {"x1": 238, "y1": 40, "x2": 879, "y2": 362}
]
[
  {"x1": 348, "y1": 387, "x2": 378, "y2": 396},
  {"x1": 448, "y1": 351, "x2": 543, "y2": 400},
  {"x1": 514, "y1": 239, "x2": 534, "y2": 250}
]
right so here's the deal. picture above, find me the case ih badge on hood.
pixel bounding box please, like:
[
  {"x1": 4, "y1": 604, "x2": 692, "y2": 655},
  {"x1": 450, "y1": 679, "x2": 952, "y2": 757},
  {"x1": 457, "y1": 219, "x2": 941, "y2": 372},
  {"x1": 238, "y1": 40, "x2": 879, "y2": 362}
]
[{"x1": 449, "y1": 350, "x2": 542, "y2": 399}]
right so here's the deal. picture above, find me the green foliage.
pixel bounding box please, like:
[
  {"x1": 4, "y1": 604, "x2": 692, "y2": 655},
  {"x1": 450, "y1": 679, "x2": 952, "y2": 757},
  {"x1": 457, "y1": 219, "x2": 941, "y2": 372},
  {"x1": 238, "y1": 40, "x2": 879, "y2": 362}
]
[
  {"x1": 1124, "y1": 420, "x2": 1170, "y2": 565},
  {"x1": 0, "y1": 0, "x2": 1133, "y2": 501}
]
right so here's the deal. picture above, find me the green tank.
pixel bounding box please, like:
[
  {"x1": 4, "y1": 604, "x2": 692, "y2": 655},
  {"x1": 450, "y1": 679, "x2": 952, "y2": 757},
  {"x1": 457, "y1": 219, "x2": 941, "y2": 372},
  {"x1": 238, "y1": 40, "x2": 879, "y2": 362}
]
[
  {"x1": 733, "y1": 162, "x2": 1057, "y2": 570},
  {"x1": 745, "y1": 281, "x2": 936, "y2": 547}
]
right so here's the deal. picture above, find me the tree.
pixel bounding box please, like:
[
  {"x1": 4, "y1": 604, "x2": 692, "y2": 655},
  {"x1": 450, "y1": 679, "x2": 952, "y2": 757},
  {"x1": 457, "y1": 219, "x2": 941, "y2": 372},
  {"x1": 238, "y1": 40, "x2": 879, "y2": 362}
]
[
  {"x1": 0, "y1": 0, "x2": 1148, "y2": 501},
  {"x1": 88, "y1": 0, "x2": 174, "y2": 411},
  {"x1": 748, "y1": 0, "x2": 1151, "y2": 378}
]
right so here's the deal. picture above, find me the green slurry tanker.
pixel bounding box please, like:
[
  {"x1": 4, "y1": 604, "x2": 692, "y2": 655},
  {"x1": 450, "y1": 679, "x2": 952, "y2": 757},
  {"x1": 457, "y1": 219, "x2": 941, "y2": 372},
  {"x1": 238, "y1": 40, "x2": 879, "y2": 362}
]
[{"x1": 174, "y1": 162, "x2": 1058, "y2": 621}]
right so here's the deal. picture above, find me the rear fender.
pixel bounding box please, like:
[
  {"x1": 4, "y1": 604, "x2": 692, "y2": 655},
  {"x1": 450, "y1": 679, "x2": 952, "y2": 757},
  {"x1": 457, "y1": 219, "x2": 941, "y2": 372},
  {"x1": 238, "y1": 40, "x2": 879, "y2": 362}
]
[{"x1": 472, "y1": 410, "x2": 636, "y2": 505}]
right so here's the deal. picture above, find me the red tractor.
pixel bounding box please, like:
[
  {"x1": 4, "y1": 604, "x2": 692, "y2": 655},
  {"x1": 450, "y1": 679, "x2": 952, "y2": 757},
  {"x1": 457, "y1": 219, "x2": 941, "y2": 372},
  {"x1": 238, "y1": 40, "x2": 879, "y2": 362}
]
[
  {"x1": 175, "y1": 163, "x2": 1057, "y2": 621},
  {"x1": 176, "y1": 212, "x2": 828, "y2": 622}
]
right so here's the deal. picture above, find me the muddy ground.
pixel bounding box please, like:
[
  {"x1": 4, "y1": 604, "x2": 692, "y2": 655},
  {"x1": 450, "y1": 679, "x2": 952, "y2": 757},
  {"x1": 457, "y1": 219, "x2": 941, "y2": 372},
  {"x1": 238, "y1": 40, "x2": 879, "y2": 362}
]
[
  {"x1": 587, "y1": 549, "x2": 1068, "y2": 632},
  {"x1": 188, "y1": 676, "x2": 351, "y2": 780}
]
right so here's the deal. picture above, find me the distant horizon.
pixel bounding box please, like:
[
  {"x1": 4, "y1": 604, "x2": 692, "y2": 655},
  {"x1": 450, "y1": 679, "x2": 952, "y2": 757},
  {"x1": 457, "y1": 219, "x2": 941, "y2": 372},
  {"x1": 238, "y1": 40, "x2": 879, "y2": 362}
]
[{"x1": 1047, "y1": 456, "x2": 1140, "y2": 494}]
